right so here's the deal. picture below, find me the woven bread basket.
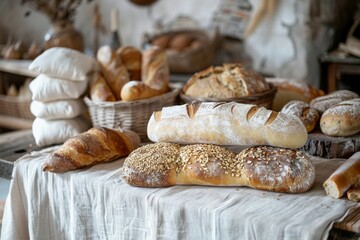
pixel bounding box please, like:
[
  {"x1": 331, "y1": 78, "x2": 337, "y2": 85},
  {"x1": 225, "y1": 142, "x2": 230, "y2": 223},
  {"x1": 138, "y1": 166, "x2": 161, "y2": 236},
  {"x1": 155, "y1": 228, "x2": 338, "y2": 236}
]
[
  {"x1": 84, "y1": 87, "x2": 180, "y2": 141},
  {"x1": 180, "y1": 83, "x2": 277, "y2": 109},
  {"x1": 0, "y1": 94, "x2": 34, "y2": 119}
]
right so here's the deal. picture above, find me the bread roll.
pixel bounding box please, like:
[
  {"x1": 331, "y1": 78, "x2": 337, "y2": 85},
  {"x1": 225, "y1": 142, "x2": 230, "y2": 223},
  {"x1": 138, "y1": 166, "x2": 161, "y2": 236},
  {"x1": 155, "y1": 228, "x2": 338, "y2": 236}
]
[
  {"x1": 265, "y1": 78, "x2": 325, "y2": 112},
  {"x1": 280, "y1": 100, "x2": 320, "y2": 132},
  {"x1": 120, "y1": 80, "x2": 164, "y2": 101},
  {"x1": 122, "y1": 143, "x2": 315, "y2": 193},
  {"x1": 96, "y1": 45, "x2": 116, "y2": 67},
  {"x1": 183, "y1": 64, "x2": 270, "y2": 99},
  {"x1": 320, "y1": 98, "x2": 360, "y2": 137},
  {"x1": 310, "y1": 90, "x2": 359, "y2": 114},
  {"x1": 117, "y1": 46, "x2": 142, "y2": 80},
  {"x1": 90, "y1": 73, "x2": 116, "y2": 102},
  {"x1": 168, "y1": 33, "x2": 194, "y2": 52},
  {"x1": 347, "y1": 188, "x2": 360, "y2": 202},
  {"x1": 147, "y1": 101, "x2": 308, "y2": 148},
  {"x1": 43, "y1": 127, "x2": 140, "y2": 173},
  {"x1": 323, "y1": 151, "x2": 360, "y2": 198},
  {"x1": 152, "y1": 35, "x2": 171, "y2": 49},
  {"x1": 141, "y1": 46, "x2": 170, "y2": 93}
]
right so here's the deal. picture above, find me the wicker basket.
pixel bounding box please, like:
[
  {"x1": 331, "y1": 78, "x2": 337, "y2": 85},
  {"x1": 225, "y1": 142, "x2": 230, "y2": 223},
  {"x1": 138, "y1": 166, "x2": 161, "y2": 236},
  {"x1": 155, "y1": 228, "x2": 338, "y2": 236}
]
[
  {"x1": 180, "y1": 84, "x2": 277, "y2": 109},
  {"x1": 0, "y1": 94, "x2": 34, "y2": 119},
  {"x1": 84, "y1": 88, "x2": 180, "y2": 141}
]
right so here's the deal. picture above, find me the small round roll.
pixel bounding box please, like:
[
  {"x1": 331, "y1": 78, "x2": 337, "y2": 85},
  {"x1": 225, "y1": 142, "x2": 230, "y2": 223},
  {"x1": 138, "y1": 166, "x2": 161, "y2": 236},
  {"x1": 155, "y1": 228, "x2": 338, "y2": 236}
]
[{"x1": 320, "y1": 98, "x2": 360, "y2": 137}]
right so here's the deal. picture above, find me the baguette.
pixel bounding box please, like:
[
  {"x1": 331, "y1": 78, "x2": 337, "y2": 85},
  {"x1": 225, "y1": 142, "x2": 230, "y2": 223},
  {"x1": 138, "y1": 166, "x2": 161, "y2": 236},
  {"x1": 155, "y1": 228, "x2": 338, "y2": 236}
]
[
  {"x1": 141, "y1": 46, "x2": 170, "y2": 93},
  {"x1": 122, "y1": 143, "x2": 315, "y2": 193},
  {"x1": 120, "y1": 80, "x2": 164, "y2": 101},
  {"x1": 43, "y1": 127, "x2": 140, "y2": 173},
  {"x1": 147, "y1": 102, "x2": 308, "y2": 148},
  {"x1": 320, "y1": 98, "x2": 360, "y2": 137},
  {"x1": 323, "y1": 151, "x2": 360, "y2": 198},
  {"x1": 117, "y1": 46, "x2": 142, "y2": 80},
  {"x1": 90, "y1": 73, "x2": 116, "y2": 102},
  {"x1": 347, "y1": 188, "x2": 360, "y2": 202}
]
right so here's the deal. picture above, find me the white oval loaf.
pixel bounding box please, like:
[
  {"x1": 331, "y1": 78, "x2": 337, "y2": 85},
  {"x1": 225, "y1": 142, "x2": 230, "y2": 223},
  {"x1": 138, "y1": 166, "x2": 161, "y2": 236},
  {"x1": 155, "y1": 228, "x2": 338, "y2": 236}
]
[{"x1": 147, "y1": 102, "x2": 308, "y2": 148}]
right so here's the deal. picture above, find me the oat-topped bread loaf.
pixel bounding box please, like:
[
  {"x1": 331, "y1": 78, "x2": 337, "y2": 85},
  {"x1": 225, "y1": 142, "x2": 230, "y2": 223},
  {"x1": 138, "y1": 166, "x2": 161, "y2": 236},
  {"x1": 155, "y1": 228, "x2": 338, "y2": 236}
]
[
  {"x1": 182, "y1": 63, "x2": 270, "y2": 99},
  {"x1": 122, "y1": 143, "x2": 315, "y2": 193}
]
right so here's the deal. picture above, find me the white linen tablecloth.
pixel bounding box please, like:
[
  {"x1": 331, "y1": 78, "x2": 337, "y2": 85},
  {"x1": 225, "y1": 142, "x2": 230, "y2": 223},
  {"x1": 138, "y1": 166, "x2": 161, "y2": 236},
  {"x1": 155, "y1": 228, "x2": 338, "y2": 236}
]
[{"x1": 1, "y1": 147, "x2": 359, "y2": 240}]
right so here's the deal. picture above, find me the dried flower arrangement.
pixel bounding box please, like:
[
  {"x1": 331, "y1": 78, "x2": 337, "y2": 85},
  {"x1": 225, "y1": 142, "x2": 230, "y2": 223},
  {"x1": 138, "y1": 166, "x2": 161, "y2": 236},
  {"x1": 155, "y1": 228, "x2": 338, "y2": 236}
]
[{"x1": 21, "y1": 0, "x2": 93, "y2": 23}]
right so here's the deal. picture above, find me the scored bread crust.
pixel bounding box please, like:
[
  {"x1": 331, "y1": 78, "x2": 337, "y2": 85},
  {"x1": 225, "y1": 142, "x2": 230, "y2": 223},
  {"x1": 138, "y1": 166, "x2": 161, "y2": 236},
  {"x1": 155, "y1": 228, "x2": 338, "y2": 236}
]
[
  {"x1": 147, "y1": 101, "x2": 308, "y2": 148},
  {"x1": 182, "y1": 63, "x2": 270, "y2": 99},
  {"x1": 43, "y1": 127, "x2": 140, "y2": 173},
  {"x1": 122, "y1": 143, "x2": 315, "y2": 193},
  {"x1": 310, "y1": 90, "x2": 359, "y2": 114}
]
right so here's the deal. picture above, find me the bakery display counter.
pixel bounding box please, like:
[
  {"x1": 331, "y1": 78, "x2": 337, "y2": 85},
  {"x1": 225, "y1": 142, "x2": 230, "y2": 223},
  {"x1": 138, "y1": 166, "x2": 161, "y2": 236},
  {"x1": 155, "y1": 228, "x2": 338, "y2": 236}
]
[{"x1": 1, "y1": 146, "x2": 360, "y2": 240}]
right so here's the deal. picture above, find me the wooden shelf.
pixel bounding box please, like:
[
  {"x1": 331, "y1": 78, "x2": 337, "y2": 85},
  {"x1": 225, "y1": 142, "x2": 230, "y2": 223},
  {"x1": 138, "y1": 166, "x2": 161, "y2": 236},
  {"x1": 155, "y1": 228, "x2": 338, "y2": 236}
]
[
  {"x1": 0, "y1": 114, "x2": 33, "y2": 130},
  {"x1": 0, "y1": 59, "x2": 38, "y2": 78}
]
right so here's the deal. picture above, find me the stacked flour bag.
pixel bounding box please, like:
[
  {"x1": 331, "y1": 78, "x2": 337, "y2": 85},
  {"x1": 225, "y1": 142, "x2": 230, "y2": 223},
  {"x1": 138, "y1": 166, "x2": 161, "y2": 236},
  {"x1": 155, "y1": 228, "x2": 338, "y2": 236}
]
[{"x1": 28, "y1": 47, "x2": 97, "y2": 146}]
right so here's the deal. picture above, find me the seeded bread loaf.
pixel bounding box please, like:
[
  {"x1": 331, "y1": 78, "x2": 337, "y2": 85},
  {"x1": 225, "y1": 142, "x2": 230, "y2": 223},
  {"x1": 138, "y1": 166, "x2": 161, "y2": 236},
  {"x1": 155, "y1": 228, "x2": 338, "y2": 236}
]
[
  {"x1": 310, "y1": 90, "x2": 359, "y2": 114},
  {"x1": 323, "y1": 151, "x2": 360, "y2": 198},
  {"x1": 182, "y1": 63, "x2": 270, "y2": 99},
  {"x1": 281, "y1": 100, "x2": 320, "y2": 132},
  {"x1": 122, "y1": 143, "x2": 315, "y2": 193},
  {"x1": 147, "y1": 101, "x2": 308, "y2": 148},
  {"x1": 320, "y1": 98, "x2": 360, "y2": 137}
]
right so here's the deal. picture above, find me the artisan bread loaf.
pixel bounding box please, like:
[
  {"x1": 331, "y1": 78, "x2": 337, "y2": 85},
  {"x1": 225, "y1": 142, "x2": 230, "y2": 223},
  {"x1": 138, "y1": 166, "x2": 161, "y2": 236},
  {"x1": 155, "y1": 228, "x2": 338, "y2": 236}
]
[
  {"x1": 117, "y1": 46, "x2": 142, "y2": 80},
  {"x1": 147, "y1": 101, "x2": 308, "y2": 148},
  {"x1": 323, "y1": 151, "x2": 360, "y2": 198},
  {"x1": 120, "y1": 80, "x2": 164, "y2": 101},
  {"x1": 310, "y1": 90, "x2": 359, "y2": 114},
  {"x1": 280, "y1": 100, "x2": 320, "y2": 132},
  {"x1": 183, "y1": 63, "x2": 270, "y2": 99},
  {"x1": 43, "y1": 127, "x2": 140, "y2": 173},
  {"x1": 90, "y1": 73, "x2": 116, "y2": 102},
  {"x1": 266, "y1": 78, "x2": 325, "y2": 111},
  {"x1": 141, "y1": 46, "x2": 170, "y2": 93},
  {"x1": 122, "y1": 143, "x2": 315, "y2": 193},
  {"x1": 320, "y1": 98, "x2": 360, "y2": 137},
  {"x1": 347, "y1": 188, "x2": 360, "y2": 202},
  {"x1": 97, "y1": 46, "x2": 130, "y2": 100}
]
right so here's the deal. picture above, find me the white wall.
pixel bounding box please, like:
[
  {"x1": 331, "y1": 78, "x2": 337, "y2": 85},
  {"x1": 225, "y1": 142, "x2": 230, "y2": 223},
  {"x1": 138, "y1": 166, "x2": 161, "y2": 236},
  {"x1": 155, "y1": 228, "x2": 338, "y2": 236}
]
[{"x1": 0, "y1": 0, "x2": 338, "y2": 87}]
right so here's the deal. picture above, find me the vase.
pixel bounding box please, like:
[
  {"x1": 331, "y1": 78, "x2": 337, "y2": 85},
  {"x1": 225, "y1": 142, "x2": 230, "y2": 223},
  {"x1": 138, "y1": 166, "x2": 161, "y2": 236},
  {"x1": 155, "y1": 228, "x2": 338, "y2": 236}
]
[{"x1": 44, "y1": 20, "x2": 84, "y2": 52}]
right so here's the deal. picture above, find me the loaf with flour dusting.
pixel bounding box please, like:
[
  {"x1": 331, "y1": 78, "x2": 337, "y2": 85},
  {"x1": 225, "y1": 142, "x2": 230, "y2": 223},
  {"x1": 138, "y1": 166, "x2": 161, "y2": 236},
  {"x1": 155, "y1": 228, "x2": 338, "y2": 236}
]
[
  {"x1": 147, "y1": 102, "x2": 308, "y2": 148},
  {"x1": 281, "y1": 100, "x2": 320, "y2": 132},
  {"x1": 122, "y1": 143, "x2": 315, "y2": 193},
  {"x1": 320, "y1": 98, "x2": 360, "y2": 137},
  {"x1": 310, "y1": 90, "x2": 359, "y2": 114}
]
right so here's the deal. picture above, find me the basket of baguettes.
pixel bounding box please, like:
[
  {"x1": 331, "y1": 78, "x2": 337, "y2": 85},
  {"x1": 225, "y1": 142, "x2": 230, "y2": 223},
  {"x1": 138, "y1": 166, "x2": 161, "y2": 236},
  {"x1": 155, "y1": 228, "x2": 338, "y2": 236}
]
[
  {"x1": 84, "y1": 45, "x2": 180, "y2": 141},
  {"x1": 179, "y1": 63, "x2": 277, "y2": 109}
]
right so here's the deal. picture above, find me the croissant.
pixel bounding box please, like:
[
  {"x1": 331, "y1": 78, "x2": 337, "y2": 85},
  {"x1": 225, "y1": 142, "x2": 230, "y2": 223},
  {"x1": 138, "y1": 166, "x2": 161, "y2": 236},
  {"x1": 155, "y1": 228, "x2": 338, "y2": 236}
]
[{"x1": 43, "y1": 127, "x2": 140, "y2": 173}]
